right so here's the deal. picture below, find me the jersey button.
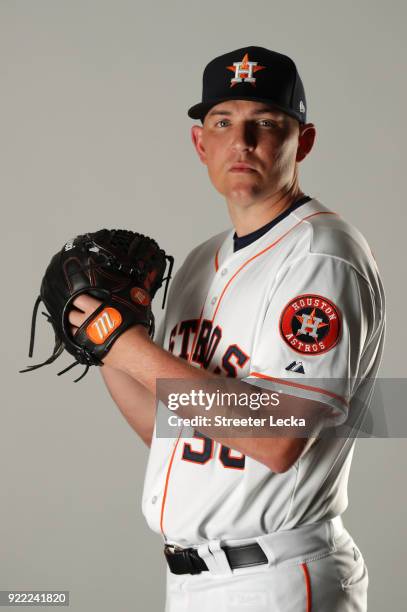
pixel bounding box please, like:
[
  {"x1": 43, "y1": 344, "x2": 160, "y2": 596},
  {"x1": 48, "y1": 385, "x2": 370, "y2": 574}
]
[
  {"x1": 211, "y1": 297, "x2": 217, "y2": 305},
  {"x1": 221, "y1": 268, "x2": 228, "y2": 276},
  {"x1": 151, "y1": 495, "x2": 158, "y2": 504}
]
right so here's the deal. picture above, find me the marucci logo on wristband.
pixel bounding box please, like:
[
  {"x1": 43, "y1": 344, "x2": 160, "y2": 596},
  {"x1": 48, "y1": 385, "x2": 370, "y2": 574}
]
[{"x1": 86, "y1": 307, "x2": 122, "y2": 343}]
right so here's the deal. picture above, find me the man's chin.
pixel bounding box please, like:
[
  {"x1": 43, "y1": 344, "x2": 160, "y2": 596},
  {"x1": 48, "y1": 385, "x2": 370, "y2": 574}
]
[{"x1": 225, "y1": 184, "x2": 262, "y2": 207}]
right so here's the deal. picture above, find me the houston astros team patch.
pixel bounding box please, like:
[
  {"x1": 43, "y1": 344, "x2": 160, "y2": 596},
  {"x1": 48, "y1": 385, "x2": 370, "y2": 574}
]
[{"x1": 279, "y1": 294, "x2": 341, "y2": 355}]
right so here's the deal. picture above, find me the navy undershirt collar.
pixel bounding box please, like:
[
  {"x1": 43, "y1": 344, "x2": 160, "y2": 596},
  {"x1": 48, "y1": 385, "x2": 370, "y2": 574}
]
[{"x1": 233, "y1": 195, "x2": 312, "y2": 252}]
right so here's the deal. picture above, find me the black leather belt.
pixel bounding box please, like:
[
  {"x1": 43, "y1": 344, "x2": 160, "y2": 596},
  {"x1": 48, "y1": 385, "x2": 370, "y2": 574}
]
[{"x1": 164, "y1": 542, "x2": 268, "y2": 575}]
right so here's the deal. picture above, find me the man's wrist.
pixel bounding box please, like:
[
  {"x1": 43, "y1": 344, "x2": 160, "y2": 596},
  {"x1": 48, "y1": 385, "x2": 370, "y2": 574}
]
[{"x1": 103, "y1": 324, "x2": 151, "y2": 372}]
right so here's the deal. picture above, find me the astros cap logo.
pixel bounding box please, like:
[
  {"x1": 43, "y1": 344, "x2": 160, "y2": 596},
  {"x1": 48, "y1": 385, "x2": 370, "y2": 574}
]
[{"x1": 226, "y1": 52, "x2": 266, "y2": 87}]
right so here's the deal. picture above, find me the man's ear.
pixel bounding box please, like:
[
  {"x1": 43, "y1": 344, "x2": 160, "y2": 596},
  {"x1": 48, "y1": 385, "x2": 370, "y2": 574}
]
[
  {"x1": 191, "y1": 125, "x2": 207, "y2": 164},
  {"x1": 296, "y1": 123, "x2": 316, "y2": 162}
]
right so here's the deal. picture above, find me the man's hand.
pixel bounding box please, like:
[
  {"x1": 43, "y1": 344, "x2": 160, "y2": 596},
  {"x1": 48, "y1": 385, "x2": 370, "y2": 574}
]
[
  {"x1": 68, "y1": 294, "x2": 150, "y2": 369},
  {"x1": 68, "y1": 294, "x2": 102, "y2": 336}
]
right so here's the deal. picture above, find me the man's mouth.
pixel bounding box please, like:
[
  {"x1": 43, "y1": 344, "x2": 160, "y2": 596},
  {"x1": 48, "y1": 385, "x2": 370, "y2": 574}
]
[{"x1": 229, "y1": 163, "x2": 258, "y2": 173}]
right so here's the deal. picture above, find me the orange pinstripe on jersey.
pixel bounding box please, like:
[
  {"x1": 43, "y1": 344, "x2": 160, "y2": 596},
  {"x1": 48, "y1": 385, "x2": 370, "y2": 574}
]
[
  {"x1": 160, "y1": 306, "x2": 204, "y2": 537},
  {"x1": 160, "y1": 430, "x2": 183, "y2": 535},
  {"x1": 214, "y1": 246, "x2": 220, "y2": 272},
  {"x1": 301, "y1": 563, "x2": 312, "y2": 611}
]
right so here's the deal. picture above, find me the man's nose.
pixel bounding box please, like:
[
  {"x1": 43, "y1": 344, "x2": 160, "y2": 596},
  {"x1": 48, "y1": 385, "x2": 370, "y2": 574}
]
[{"x1": 230, "y1": 123, "x2": 256, "y2": 152}]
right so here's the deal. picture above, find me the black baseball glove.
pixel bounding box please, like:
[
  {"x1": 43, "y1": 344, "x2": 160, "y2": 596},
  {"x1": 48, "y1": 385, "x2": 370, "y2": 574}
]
[{"x1": 20, "y1": 229, "x2": 173, "y2": 381}]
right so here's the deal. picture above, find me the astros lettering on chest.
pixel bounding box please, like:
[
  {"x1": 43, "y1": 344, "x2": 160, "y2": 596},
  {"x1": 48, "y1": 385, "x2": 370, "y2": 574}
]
[{"x1": 165, "y1": 260, "x2": 270, "y2": 378}]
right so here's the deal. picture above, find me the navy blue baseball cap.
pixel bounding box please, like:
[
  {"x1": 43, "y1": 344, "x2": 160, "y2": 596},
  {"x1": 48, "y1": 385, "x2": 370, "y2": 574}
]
[{"x1": 188, "y1": 46, "x2": 307, "y2": 124}]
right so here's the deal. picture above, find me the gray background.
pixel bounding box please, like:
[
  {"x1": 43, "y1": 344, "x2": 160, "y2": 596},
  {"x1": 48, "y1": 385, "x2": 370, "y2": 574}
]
[{"x1": 1, "y1": 0, "x2": 405, "y2": 610}]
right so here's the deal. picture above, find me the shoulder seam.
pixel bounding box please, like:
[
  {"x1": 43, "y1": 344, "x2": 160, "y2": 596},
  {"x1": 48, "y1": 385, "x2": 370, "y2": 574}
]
[{"x1": 280, "y1": 249, "x2": 373, "y2": 290}]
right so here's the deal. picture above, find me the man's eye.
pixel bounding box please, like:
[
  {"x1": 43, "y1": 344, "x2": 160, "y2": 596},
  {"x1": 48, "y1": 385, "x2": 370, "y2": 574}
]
[
  {"x1": 215, "y1": 119, "x2": 230, "y2": 127},
  {"x1": 258, "y1": 119, "x2": 277, "y2": 127}
]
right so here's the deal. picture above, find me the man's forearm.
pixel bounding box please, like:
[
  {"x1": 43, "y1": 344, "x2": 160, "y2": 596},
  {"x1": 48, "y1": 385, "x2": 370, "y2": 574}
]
[
  {"x1": 105, "y1": 327, "x2": 328, "y2": 471},
  {"x1": 100, "y1": 364, "x2": 156, "y2": 447}
]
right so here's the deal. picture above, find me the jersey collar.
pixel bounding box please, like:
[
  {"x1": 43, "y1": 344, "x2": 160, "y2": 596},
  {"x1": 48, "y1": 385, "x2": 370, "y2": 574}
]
[
  {"x1": 233, "y1": 195, "x2": 312, "y2": 253},
  {"x1": 216, "y1": 198, "x2": 331, "y2": 269}
]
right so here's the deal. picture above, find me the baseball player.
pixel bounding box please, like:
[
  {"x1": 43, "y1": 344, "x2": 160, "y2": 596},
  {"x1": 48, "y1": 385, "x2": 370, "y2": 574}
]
[{"x1": 68, "y1": 47, "x2": 385, "y2": 610}]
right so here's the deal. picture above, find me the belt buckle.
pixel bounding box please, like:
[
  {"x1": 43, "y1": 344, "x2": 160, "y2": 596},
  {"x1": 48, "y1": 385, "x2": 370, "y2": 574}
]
[
  {"x1": 180, "y1": 549, "x2": 202, "y2": 575},
  {"x1": 164, "y1": 544, "x2": 184, "y2": 555},
  {"x1": 164, "y1": 544, "x2": 203, "y2": 575}
]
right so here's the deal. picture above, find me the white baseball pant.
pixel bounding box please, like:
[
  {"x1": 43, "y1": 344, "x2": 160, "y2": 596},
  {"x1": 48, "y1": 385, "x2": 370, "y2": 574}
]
[{"x1": 164, "y1": 517, "x2": 368, "y2": 611}]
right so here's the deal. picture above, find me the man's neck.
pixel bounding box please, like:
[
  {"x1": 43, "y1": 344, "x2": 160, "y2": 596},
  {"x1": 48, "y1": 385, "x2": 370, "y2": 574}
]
[{"x1": 228, "y1": 186, "x2": 305, "y2": 237}]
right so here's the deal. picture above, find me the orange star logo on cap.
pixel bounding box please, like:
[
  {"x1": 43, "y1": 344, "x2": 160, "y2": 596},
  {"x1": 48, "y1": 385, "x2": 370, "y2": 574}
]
[{"x1": 226, "y1": 53, "x2": 266, "y2": 87}]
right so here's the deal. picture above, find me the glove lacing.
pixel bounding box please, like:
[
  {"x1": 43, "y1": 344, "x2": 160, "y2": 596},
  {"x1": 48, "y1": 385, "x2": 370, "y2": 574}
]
[{"x1": 19, "y1": 295, "x2": 91, "y2": 382}]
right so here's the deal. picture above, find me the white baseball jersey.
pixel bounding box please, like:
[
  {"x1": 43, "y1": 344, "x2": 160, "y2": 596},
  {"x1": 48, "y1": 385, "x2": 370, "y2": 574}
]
[{"x1": 142, "y1": 198, "x2": 385, "y2": 547}]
